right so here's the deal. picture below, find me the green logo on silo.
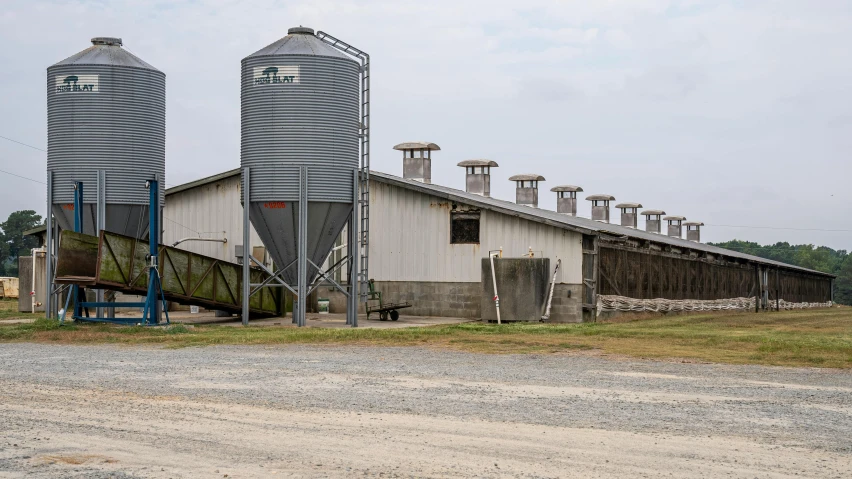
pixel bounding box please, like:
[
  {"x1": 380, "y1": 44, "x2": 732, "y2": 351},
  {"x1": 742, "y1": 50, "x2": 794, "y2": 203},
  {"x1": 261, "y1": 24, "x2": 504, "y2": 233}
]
[
  {"x1": 55, "y1": 74, "x2": 99, "y2": 93},
  {"x1": 253, "y1": 66, "x2": 300, "y2": 85}
]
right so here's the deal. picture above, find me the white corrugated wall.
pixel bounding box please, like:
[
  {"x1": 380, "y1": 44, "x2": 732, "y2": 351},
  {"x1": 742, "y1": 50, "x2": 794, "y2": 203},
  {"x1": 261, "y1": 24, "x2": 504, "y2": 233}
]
[
  {"x1": 369, "y1": 181, "x2": 583, "y2": 284},
  {"x1": 163, "y1": 174, "x2": 584, "y2": 284},
  {"x1": 163, "y1": 174, "x2": 264, "y2": 263}
]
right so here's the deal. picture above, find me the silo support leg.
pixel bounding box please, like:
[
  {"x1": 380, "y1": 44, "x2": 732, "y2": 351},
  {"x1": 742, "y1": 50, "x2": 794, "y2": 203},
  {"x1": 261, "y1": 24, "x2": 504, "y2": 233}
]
[
  {"x1": 45, "y1": 172, "x2": 53, "y2": 319},
  {"x1": 95, "y1": 170, "x2": 106, "y2": 319},
  {"x1": 296, "y1": 166, "x2": 309, "y2": 327},
  {"x1": 348, "y1": 168, "x2": 359, "y2": 327},
  {"x1": 241, "y1": 167, "x2": 251, "y2": 326}
]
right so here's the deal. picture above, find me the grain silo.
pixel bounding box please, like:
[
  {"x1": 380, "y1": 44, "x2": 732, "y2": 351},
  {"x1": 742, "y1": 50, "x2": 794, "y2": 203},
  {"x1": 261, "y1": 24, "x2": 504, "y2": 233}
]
[
  {"x1": 240, "y1": 27, "x2": 368, "y2": 326},
  {"x1": 47, "y1": 37, "x2": 166, "y2": 238}
]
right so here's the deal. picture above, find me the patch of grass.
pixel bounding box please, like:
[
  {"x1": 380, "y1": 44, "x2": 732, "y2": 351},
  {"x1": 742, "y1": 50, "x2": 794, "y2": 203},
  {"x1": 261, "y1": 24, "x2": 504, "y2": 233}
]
[
  {"x1": 0, "y1": 299, "x2": 40, "y2": 321},
  {"x1": 1, "y1": 307, "x2": 851, "y2": 368}
]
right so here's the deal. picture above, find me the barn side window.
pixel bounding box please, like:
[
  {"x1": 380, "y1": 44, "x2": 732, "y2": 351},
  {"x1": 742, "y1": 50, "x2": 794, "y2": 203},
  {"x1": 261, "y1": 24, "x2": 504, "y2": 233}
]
[{"x1": 450, "y1": 211, "x2": 480, "y2": 244}]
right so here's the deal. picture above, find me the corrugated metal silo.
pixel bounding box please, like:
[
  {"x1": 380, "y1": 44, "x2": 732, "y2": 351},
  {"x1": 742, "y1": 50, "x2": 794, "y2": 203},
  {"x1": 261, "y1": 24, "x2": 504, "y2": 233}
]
[
  {"x1": 241, "y1": 27, "x2": 360, "y2": 285},
  {"x1": 47, "y1": 37, "x2": 165, "y2": 238}
]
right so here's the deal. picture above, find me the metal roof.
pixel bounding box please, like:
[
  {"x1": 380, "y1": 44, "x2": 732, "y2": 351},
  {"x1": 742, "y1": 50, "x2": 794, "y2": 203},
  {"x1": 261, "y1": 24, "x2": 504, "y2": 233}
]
[
  {"x1": 393, "y1": 142, "x2": 441, "y2": 151},
  {"x1": 247, "y1": 27, "x2": 354, "y2": 60},
  {"x1": 23, "y1": 225, "x2": 47, "y2": 237},
  {"x1": 586, "y1": 194, "x2": 615, "y2": 201},
  {"x1": 551, "y1": 185, "x2": 583, "y2": 192},
  {"x1": 52, "y1": 38, "x2": 160, "y2": 71},
  {"x1": 509, "y1": 174, "x2": 545, "y2": 181},
  {"x1": 164, "y1": 168, "x2": 834, "y2": 278},
  {"x1": 615, "y1": 202, "x2": 642, "y2": 209},
  {"x1": 457, "y1": 159, "x2": 498, "y2": 167}
]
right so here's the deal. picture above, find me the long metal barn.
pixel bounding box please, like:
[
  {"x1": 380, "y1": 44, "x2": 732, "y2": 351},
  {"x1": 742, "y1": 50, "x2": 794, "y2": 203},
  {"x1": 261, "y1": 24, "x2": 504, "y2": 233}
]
[
  {"x1": 162, "y1": 145, "x2": 835, "y2": 323},
  {"x1": 37, "y1": 28, "x2": 834, "y2": 324}
]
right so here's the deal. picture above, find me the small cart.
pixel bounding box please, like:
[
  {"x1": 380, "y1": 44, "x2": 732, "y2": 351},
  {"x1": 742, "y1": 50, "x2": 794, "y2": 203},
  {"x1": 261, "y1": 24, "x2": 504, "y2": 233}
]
[{"x1": 365, "y1": 279, "x2": 412, "y2": 321}]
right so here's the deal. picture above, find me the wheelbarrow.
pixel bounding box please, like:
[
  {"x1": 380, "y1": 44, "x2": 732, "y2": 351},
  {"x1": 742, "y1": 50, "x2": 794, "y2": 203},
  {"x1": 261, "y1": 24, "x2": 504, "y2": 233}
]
[{"x1": 365, "y1": 279, "x2": 412, "y2": 321}]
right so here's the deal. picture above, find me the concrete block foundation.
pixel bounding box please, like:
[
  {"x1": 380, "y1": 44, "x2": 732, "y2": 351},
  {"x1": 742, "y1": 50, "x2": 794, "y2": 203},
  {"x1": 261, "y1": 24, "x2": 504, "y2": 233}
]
[{"x1": 319, "y1": 279, "x2": 584, "y2": 323}]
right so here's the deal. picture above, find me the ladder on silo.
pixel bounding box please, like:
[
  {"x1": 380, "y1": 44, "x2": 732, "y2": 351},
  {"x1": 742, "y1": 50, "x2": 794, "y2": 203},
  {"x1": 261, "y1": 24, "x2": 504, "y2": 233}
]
[{"x1": 316, "y1": 31, "x2": 371, "y2": 302}]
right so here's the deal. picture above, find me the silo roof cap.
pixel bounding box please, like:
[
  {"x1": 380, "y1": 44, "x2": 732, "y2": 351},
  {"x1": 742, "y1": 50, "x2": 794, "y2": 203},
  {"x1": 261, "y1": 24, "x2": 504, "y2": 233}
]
[
  {"x1": 457, "y1": 159, "x2": 498, "y2": 167},
  {"x1": 91, "y1": 37, "x2": 122, "y2": 46},
  {"x1": 586, "y1": 194, "x2": 615, "y2": 201},
  {"x1": 615, "y1": 202, "x2": 643, "y2": 209},
  {"x1": 246, "y1": 27, "x2": 354, "y2": 60},
  {"x1": 393, "y1": 142, "x2": 441, "y2": 151},
  {"x1": 51, "y1": 37, "x2": 160, "y2": 71},
  {"x1": 509, "y1": 174, "x2": 545, "y2": 181},
  {"x1": 664, "y1": 215, "x2": 687, "y2": 221},
  {"x1": 684, "y1": 221, "x2": 704, "y2": 226},
  {"x1": 550, "y1": 185, "x2": 583, "y2": 192},
  {"x1": 288, "y1": 26, "x2": 315, "y2": 35},
  {"x1": 641, "y1": 209, "x2": 666, "y2": 216}
]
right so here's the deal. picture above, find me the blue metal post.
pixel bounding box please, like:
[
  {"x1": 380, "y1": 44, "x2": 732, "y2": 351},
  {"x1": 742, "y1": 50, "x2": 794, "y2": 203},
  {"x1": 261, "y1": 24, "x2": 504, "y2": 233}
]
[
  {"x1": 144, "y1": 180, "x2": 159, "y2": 325},
  {"x1": 73, "y1": 182, "x2": 84, "y2": 319}
]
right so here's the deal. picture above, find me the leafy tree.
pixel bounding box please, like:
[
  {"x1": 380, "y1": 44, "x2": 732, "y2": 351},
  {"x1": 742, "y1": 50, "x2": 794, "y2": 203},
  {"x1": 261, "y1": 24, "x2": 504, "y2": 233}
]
[
  {"x1": 0, "y1": 210, "x2": 43, "y2": 277},
  {"x1": 709, "y1": 240, "x2": 850, "y2": 305},
  {"x1": 835, "y1": 256, "x2": 852, "y2": 306}
]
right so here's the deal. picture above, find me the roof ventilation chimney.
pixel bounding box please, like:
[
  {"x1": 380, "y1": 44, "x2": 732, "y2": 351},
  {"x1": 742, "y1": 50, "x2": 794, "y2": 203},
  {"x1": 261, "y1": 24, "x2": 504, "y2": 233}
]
[
  {"x1": 641, "y1": 210, "x2": 666, "y2": 234},
  {"x1": 685, "y1": 221, "x2": 704, "y2": 242},
  {"x1": 395, "y1": 141, "x2": 440, "y2": 184},
  {"x1": 586, "y1": 194, "x2": 615, "y2": 223},
  {"x1": 509, "y1": 174, "x2": 545, "y2": 207},
  {"x1": 664, "y1": 216, "x2": 686, "y2": 238},
  {"x1": 551, "y1": 185, "x2": 583, "y2": 215},
  {"x1": 615, "y1": 203, "x2": 642, "y2": 228},
  {"x1": 457, "y1": 160, "x2": 498, "y2": 196}
]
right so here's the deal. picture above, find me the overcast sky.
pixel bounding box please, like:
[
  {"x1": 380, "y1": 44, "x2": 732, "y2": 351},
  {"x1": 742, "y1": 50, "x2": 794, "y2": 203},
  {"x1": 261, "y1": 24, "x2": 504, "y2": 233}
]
[{"x1": 1, "y1": 0, "x2": 850, "y2": 249}]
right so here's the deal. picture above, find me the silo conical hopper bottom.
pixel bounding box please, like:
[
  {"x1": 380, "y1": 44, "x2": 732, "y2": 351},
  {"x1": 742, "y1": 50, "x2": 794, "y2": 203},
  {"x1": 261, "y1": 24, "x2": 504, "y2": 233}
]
[
  {"x1": 52, "y1": 204, "x2": 152, "y2": 239},
  {"x1": 249, "y1": 201, "x2": 353, "y2": 285}
]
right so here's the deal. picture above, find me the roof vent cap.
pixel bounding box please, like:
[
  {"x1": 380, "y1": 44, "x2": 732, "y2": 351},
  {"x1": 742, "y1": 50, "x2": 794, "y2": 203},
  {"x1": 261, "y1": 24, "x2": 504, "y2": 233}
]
[
  {"x1": 288, "y1": 26, "x2": 315, "y2": 35},
  {"x1": 91, "y1": 37, "x2": 122, "y2": 46}
]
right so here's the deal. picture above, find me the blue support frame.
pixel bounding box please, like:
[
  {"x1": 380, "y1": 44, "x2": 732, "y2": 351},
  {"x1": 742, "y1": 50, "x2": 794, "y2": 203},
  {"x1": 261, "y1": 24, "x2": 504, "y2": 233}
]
[{"x1": 61, "y1": 180, "x2": 170, "y2": 326}]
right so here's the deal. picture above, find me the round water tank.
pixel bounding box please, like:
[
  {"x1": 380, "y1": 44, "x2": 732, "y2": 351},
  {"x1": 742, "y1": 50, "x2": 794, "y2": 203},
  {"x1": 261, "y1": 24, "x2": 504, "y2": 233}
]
[
  {"x1": 47, "y1": 37, "x2": 165, "y2": 237},
  {"x1": 241, "y1": 26, "x2": 360, "y2": 202}
]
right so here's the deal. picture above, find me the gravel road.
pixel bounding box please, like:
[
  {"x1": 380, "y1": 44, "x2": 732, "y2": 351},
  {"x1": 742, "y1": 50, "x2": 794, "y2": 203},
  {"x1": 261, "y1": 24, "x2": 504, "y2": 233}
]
[{"x1": 1, "y1": 344, "x2": 850, "y2": 478}]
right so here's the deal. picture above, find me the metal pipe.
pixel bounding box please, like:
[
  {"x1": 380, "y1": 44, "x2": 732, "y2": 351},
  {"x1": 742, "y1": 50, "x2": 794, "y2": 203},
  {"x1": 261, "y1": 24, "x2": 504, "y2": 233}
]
[
  {"x1": 541, "y1": 259, "x2": 561, "y2": 321},
  {"x1": 348, "y1": 168, "x2": 359, "y2": 326},
  {"x1": 241, "y1": 167, "x2": 251, "y2": 326},
  {"x1": 172, "y1": 237, "x2": 227, "y2": 248},
  {"x1": 144, "y1": 180, "x2": 161, "y2": 325},
  {"x1": 489, "y1": 250, "x2": 501, "y2": 325},
  {"x1": 296, "y1": 166, "x2": 308, "y2": 327},
  {"x1": 45, "y1": 172, "x2": 53, "y2": 319},
  {"x1": 96, "y1": 170, "x2": 106, "y2": 319},
  {"x1": 73, "y1": 182, "x2": 84, "y2": 319}
]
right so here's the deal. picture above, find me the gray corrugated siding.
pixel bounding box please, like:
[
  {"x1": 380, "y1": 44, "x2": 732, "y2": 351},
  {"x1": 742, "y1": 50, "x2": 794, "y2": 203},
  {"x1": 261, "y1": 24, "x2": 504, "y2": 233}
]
[
  {"x1": 47, "y1": 61, "x2": 165, "y2": 205},
  {"x1": 240, "y1": 53, "x2": 359, "y2": 202},
  {"x1": 369, "y1": 181, "x2": 584, "y2": 283}
]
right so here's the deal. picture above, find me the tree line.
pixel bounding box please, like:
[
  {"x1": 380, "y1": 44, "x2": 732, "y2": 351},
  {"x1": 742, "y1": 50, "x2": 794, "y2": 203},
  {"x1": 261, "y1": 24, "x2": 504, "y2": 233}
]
[
  {"x1": 0, "y1": 210, "x2": 42, "y2": 277},
  {"x1": 709, "y1": 240, "x2": 851, "y2": 305}
]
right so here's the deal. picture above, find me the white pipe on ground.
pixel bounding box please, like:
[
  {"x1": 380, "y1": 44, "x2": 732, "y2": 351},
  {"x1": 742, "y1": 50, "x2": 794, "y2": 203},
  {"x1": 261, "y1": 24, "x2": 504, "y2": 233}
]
[
  {"x1": 541, "y1": 259, "x2": 561, "y2": 321},
  {"x1": 489, "y1": 250, "x2": 501, "y2": 325}
]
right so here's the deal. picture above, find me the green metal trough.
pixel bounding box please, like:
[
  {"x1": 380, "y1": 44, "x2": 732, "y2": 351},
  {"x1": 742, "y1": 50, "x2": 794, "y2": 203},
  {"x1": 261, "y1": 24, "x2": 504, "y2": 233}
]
[{"x1": 55, "y1": 230, "x2": 280, "y2": 317}]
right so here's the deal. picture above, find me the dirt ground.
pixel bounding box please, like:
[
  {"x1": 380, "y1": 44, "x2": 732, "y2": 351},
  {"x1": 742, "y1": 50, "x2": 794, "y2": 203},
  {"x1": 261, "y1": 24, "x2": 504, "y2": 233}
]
[{"x1": 1, "y1": 344, "x2": 850, "y2": 478}]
